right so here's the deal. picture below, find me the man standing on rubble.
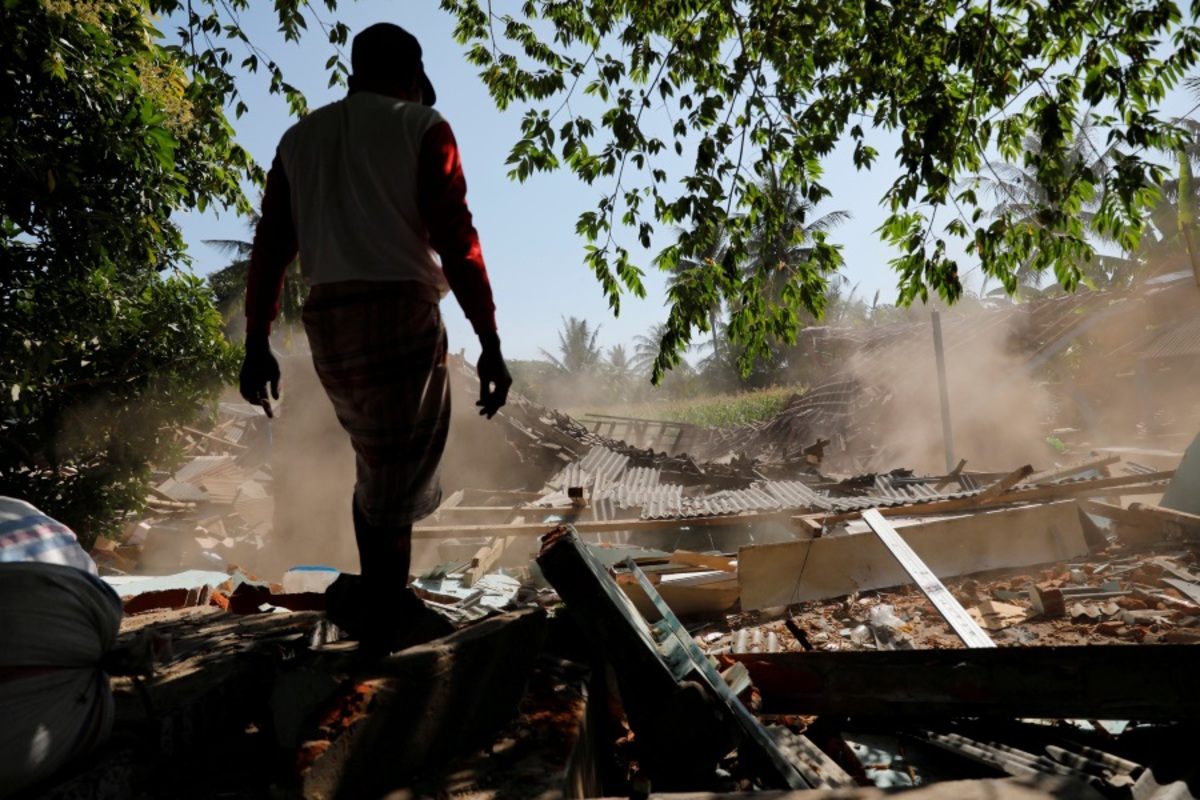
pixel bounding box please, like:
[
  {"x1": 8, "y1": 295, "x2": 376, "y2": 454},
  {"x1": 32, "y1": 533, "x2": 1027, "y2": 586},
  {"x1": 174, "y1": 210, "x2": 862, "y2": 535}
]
[{"x1": 238, "y1": 21, "x2": 511, "y2": 654}]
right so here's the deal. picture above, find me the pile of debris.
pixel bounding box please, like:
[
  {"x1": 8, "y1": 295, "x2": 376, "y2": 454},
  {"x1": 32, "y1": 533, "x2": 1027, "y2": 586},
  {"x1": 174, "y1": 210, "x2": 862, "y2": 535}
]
[
  {"x1": 89, "y1": 403, "x2": 274, "y2": 577},
  {"x1": 25, "y1": 352, "x2": 1194, "y2": 799}
]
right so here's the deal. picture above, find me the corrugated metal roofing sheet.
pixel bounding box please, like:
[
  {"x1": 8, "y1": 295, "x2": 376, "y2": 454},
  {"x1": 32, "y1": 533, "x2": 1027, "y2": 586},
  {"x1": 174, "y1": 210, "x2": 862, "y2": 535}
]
[
  {"x1": 546, "y1": 446, "x2": 631, "y2": 491},
  {"x1": 762, "y1": 480, "x2": 834, "y2": 511},
  {"x1": 547, "y1": 450, "x2": 997, "y2": 523},
  {"x1": 596, "y1": 466, "x2": 664, "y2": 507},
  {"x1": 579, "y1": 446, "x2": 630, "y2": 482},
  {"x1": 546, "y1": 463, "x2": 589, "y2": 491},
  {"x1": 1140, "y1": 316, "x2": 1200, "y2": 360},
  {"x1": 678, "y1": 486, "x2": 782, "y2": 518},
  {"x1": 641, "y1": 485, "x2": 686, "y2": 520}
]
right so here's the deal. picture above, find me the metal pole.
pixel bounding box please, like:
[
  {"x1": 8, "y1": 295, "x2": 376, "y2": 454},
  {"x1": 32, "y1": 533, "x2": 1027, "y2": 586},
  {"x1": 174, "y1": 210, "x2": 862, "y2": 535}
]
[{"x1": 931, "y1": 309, "x2": 955, "y2": 472}]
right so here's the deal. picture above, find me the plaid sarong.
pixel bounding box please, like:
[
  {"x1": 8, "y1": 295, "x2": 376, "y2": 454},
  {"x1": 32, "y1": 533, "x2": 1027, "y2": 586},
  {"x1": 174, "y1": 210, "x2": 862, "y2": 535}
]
[{"x1": 302, "y1": 281, "x2": 450, "y2": 526}]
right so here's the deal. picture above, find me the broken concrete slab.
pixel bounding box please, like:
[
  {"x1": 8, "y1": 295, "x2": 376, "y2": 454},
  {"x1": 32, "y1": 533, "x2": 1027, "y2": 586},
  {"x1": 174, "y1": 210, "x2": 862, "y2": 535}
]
[
  {"x1": 1159, "y1": 431, "x2": 1200, "y2": 515},
  {"x1": 740, "y1": 501, "x2": 1087, "y2": 611}
]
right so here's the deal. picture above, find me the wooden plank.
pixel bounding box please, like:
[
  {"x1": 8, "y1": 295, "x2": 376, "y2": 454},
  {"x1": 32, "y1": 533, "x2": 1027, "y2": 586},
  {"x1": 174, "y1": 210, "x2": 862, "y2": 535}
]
[
  {"x1": 180, "y1": 426, "x2": 248, "y2": 452},
  {"x1": 805, "y1": 470, "x2": 1176, "y2": 526},
  {"x1": 933, "y1": 459, "x2": 968, "y2": 492},
  {"x1": 413, "y1": 510, "x2": 794, "y2": 540},
  {"x1": 731, "y1": 644, "x2": 1200, "y2": 720},
  {"x1": 462, "y1": 535, "x2": 518, "y2": 587},
  {"x1": 743, "y1": 502, "x2": 1087, "y2": 611},
  {"x1": 669, "y1": 550, "x2": 736, "y2": 571},
  {"x1": 861, "y1": 509, "x2": 995, "y2": 649},
  {"x1": 1022, "y1": 454, "x2": 1121, "y2": 486},
  {"x1": 459, "y1": 488, "x2": 546, "y2": 505},
  {"x1": 429, "y1": 507, "x2": 522, "y2": 526},
  {"x1": 1076, "y1": 499, "x2": 1154, "y2": 527},
  {"x1": 1128, "y1": 502, "x2": 1200, "y2": 532},
  {"x1": 426, "y1": 489, "x2": 465, "y2": 524},
  {"x1": 969, "y1": 465, "x2": 1033, "y2": 506}
]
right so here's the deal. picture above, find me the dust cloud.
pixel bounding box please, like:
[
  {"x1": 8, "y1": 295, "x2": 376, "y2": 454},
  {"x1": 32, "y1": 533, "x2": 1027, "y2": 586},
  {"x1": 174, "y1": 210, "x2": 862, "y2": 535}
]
[
  {"x1": 262, "y1": 329, "x2": 533, "y2": 578},
  {"x1": 255, "y1": 279, "x2": 1199, "y2": 575},
  {"x1": 842, "y1": 283, "x2": 1200, "y2": 475},
  {"x1": 848, "y1": 306, "x2": 1056, "y2": 474}
]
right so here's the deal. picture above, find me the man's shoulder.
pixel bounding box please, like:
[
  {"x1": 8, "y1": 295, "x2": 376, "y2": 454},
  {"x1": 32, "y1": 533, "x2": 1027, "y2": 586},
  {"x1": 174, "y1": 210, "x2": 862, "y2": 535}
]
[
  {"x1": 278, "y1": 99, "x2": 346, "y2": 146},
  {"x1": 288, "y1": 98, "x2": 348, "y2": 129},
  {"x1": 278, "y1": 95, "x2": 448, "y2": 154}
]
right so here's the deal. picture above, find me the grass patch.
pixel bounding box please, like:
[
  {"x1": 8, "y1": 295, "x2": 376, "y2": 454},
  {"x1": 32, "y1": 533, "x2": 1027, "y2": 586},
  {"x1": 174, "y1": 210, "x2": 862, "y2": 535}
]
[{"x1": 572, "y1": 386, "x2": 801, "y2": 429}]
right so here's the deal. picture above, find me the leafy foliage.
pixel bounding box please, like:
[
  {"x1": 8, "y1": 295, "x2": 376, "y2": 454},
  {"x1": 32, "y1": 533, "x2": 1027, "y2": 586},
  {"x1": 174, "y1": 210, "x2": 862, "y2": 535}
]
[
  {"x1": 440, "y1": 0, "x2": 1199, "y2": 378},
  {"x1": 0, "y1": 269, "x2": 236, "y2": 548},
  {"x1": 0, "y1": 1, "x2": 259, "y2": 544}
]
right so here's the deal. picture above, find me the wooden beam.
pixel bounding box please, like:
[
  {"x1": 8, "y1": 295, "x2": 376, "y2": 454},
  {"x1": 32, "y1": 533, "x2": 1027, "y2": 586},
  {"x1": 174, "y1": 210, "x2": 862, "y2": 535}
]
[
  {"x1": 804, "y1": 470, "x2": 1175, "y2": 526},
  {"x1": 1076, "y1": 499, "x2": 1151, "y2": 527},
  {"x1": 970, "y1": 464, "x2": 1033, "y2": 506},
  {"x1": 731, "y1": 644, "x2": 1200, "y2": 720},
  {"x1": 462, "y1": 535, "x2": 518, "y2": 587},
  {"x1": 180, "y1": 426, "x2": 248, "y2": 452},
  {"x1": 933, "y1": 459, "x2": 968, "y2": 492},
  {"x1": 1022, "y1": 454, "x2": 1121, "y2": 486},
  {"x1": 862, "y1": 509, "x2": 995, "y2": 649},
  {"x1": 413, "y1": 510, "x2": 794, "y2": 540},
  {"x1": 1128, "y1": 502, "x2": 1200, "y2": 532}
]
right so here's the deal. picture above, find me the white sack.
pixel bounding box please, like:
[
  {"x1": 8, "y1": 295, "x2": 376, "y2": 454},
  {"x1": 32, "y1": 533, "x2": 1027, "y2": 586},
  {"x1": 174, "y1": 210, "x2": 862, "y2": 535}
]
[{"x1": 0, "y1": 561, "x2": 123, "y2": 797}]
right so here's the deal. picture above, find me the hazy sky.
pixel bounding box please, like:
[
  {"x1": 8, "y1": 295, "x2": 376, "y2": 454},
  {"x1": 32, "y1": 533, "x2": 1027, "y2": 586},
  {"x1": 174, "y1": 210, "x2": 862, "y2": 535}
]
[{"x1": 171, "y1": 1, "x2": 1190, "y2": 363}]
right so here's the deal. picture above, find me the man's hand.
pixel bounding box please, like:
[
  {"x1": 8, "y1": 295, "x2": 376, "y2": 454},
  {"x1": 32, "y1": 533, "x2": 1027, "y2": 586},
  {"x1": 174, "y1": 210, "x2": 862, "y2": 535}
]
[
  {"x1": 239, "y1": 334, "x2": 281, "y2": 418},
  {"x1": 476, "y1": 332, "x2": 511, "y2": 419}
]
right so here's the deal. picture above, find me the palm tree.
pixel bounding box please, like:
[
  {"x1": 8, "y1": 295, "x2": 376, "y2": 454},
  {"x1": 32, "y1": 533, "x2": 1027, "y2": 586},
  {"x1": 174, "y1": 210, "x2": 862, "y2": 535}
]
[
  {"x1": 204, "y1": 206, "x2": 307, "y2": 336},
  {"x1": 743, "y1": 170, "x2": 851, "y2": 313},
  {"x1": 539, "y1": 316, "x2": 603, "y2": 375},
  {"x1": 967, "y1": 117, "x2": 1116, "y2": 298},
  {"x1": 630, "y1": 323, "x2": 667, "y2": 378},
  {"x1": 1138, "y1": 114, "x2": 1200, "y2": 286}
]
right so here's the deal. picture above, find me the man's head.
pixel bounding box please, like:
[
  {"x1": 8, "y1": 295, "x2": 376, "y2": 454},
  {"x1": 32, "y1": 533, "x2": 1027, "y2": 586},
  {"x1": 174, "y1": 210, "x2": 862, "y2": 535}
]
[{"x1": 350, "y1": 23, "x2": 437, "y2": 106}]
